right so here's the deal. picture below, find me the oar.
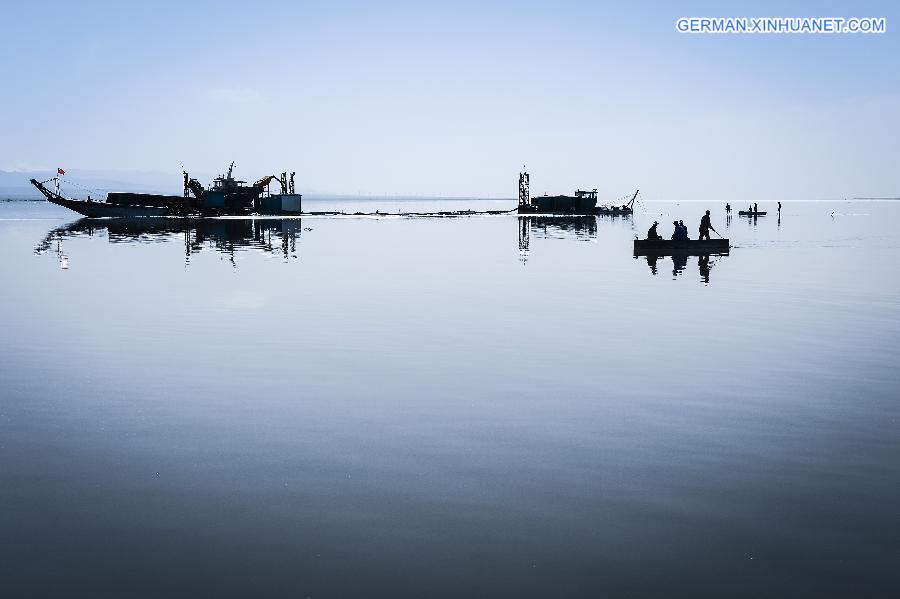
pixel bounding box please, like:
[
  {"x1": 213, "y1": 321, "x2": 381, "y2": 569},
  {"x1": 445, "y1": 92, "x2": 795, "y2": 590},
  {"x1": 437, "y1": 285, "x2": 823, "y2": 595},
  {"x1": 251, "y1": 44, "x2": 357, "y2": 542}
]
[{"x1": 710, "y1": 225, "x2": 724, "y2": 239}]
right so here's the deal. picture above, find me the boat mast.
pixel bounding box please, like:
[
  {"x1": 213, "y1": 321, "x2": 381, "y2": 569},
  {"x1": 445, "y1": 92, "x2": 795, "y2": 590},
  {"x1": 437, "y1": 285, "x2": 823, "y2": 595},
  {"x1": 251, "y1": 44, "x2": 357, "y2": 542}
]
[
  {"x1": 518, "y1": 169, "x2": 530, "y2": 208},
  {"x1": 626, "y1": 189, "x2": 639, "y2": 209}
]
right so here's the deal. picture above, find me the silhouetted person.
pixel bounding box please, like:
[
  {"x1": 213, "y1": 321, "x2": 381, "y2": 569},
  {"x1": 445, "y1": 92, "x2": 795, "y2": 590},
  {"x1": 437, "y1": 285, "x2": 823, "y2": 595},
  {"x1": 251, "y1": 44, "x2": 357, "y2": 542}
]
[
  {"x1": 699, "y1": 210, "x2": 713, "y2": 240},
  {"x1": 753, "y1": 202, "x2": 758, "y2": 214},
  {"x1": 671, "y1": 220, "x2": 680, "y2": 240},
  {"x1": 726, "y1": 203, "x2": 731, "y2": 212},
  {"x1": 778, "y1": 201, "x2": 782, "y2": 213},
  {"x1": 679, "y1": 220, "x2": 689, "y2": 239},
  {"x1": 647, "y1": 221, "x2": 662, "y2": 240}
]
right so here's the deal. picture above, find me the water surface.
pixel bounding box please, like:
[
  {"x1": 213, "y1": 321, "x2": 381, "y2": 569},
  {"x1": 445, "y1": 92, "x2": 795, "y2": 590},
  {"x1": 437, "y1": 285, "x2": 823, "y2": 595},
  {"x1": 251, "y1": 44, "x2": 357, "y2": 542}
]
[{"x1": 1, "y1": 199, "x2": 898, "y2": 597}]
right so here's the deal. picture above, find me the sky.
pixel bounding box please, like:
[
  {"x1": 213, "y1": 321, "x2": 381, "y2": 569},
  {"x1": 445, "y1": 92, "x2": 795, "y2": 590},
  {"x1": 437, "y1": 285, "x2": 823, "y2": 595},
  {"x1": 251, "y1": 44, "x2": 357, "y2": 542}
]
[{"x1": 1, "y1": 0, "x2": 898, "y2": 201}]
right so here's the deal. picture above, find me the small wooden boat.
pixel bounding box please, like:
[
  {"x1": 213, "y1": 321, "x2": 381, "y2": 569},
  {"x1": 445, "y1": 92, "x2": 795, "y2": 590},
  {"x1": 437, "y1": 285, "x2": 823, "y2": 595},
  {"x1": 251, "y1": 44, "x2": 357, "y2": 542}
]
[
  {"x1": 737, "y1": 210, "x2": 766, "y2": 216},
  {"x1": 633, "y1": 238, "x2": 729, "y2": 255}
]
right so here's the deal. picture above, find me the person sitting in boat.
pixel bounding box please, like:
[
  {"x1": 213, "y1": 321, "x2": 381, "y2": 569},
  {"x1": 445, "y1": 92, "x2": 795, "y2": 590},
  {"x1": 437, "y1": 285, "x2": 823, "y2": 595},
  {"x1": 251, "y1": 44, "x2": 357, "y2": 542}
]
[
  {"x1": 699, "y1": 210, "x2": 713, "y2": 240},
  {"x1": 671, "y1": 220, "x2": 688, "y2": 241},
  {"x1": 679, "y1": 220, "x2": 689, "y2": 240},
  {"x1": 647, "y1": 221, "x2": 662, "y2": 240}
]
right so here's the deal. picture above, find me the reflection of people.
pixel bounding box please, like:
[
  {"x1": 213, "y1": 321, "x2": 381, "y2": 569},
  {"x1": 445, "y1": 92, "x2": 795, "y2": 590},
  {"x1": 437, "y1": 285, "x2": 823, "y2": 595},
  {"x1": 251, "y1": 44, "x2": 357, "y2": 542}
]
[
  {"x1": 699, "y1": 210, "x2": 713, "y2": 240},
  {"x1": 647, "y1": 221, "x2": 662, "y2": 240},
  {"x1": 699, "y1": 255, "x2": 710, "y2": 283},
  {"x1": 645, "y1": 254, "x2": 659, "y2": 275},
  {"x1": 671, "y1": 254, "x2": 688, "y2": 276}
]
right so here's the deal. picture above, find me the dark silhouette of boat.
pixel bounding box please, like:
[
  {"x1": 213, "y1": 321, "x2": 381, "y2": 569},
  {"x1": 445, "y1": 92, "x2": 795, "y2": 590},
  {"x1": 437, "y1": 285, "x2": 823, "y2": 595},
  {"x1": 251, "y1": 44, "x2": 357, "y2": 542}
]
[
  {"x1": 28, "y1": 191, "x2": 174, "y2": 217},
  {"x1": 738, "y1": 210, "x2": 766, "y2": 216},
  {"x1": 28, "y1": 163, "x2": 302, "y2": 218},
  {"x1": 633, "y1": 238, "x2": 729, "y2": 255},
  {"x1": 516, "y1": 171, "x2": 637, "y2": 215}
]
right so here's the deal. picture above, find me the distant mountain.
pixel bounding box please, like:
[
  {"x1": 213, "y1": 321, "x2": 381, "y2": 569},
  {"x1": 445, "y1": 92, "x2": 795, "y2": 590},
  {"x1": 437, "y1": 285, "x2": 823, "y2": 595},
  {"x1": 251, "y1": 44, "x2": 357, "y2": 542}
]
[
  {"x1": 0, "y1": 169, "x2": 189, "y2": 199},
  {"x1": 0, "y1": 170, "x2": 507, "y2": 201}
]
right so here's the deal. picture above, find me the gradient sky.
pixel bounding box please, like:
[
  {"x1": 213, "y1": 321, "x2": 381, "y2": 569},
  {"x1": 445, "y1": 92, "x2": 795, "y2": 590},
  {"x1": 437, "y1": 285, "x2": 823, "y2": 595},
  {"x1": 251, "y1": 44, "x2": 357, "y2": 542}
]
[{"x1": 2, "y1": 0, "x2": 898, "y2": 200}]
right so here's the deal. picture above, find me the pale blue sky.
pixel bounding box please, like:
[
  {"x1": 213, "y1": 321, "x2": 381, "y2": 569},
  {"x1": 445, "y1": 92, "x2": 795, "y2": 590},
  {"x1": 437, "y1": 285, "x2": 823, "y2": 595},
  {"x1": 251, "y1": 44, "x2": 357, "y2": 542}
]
[{"x1": 2, "y1": 0, "x2": 897, "y2": 200}]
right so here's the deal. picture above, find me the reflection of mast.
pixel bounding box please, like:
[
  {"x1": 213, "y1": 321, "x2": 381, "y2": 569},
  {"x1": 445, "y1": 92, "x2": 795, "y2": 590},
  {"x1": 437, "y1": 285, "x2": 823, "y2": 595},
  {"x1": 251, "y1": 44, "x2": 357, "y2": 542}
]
[{"x1": 518, "y1": 216, "x2": 530, "y2": 263}]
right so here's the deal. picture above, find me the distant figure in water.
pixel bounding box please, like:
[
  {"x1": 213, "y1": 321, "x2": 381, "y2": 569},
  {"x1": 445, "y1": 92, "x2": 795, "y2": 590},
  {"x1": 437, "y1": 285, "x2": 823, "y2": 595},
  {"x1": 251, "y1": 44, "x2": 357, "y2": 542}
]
[
  {"x1": 647, "y1": 221, "x2": 662, "y2": 240},
  {"x1": 699, "y1": 210, "x2": 713, "y2": 240},
  {"x1": 753, "y1": 202, "x2": 758, "y2": 214},
  {"x1": 726, "y1": 203, "x2": 731, "y2": 212},
  {"x1": 778, "y1": 201, "x2": 782, "y2": 213}
]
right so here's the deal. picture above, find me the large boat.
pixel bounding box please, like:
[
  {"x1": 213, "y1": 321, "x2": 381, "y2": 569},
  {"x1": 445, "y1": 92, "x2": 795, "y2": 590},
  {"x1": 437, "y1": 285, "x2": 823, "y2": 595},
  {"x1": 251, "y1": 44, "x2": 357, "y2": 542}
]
[
  {"x1": 29, "y1": 163, "x2": 302, "y2": 218},
  {"x1": 633, "y1": 238, "x2": 730, "y2": 255},
  {"x1": 516, "y1": 171, "x2": 637, "y2": 215}
]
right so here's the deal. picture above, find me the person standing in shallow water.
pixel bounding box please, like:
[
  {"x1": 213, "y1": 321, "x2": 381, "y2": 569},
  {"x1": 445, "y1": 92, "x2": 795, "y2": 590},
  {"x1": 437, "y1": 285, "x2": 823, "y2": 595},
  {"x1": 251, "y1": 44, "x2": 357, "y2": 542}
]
[{"x1": 699, "y1": 210, "x2": 713, "y2": 240}]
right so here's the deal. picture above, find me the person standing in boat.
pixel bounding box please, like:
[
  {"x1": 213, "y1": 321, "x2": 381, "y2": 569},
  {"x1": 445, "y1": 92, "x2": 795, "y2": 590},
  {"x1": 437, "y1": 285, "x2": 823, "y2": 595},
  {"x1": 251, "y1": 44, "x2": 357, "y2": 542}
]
[
  {"x1": 699, "y1": 210, "x2": 713, "y2": 240},
  {"x1": 647, "y1": 221, "x2": 662, "y2": 240}
]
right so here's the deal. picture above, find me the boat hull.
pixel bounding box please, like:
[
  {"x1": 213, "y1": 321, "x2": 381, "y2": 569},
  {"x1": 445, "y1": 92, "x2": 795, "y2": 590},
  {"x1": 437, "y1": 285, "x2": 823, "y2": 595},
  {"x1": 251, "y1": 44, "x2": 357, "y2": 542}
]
[
  {"x1": 48, "y1": 196, "x2": 170, "y2": 217},
  {"x1": 737, "y1": 211, "x2": 766, "y2": 216},
  {"x1": 633, "y1": 239, "x2": 730, "y2": 255}
]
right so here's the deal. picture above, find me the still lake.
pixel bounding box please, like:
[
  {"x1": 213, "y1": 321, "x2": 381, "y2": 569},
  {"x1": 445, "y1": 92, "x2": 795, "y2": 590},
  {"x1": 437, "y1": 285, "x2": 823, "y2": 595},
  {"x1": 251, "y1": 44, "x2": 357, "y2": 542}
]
[{"x1": 1, "y1": 199, "x2": 898, "y2": 597}]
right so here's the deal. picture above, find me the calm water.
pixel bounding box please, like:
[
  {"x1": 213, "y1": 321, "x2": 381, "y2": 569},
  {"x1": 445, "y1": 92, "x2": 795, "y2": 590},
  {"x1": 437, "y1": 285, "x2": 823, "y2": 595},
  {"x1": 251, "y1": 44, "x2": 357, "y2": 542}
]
[{"x1": 1, "y1": 199, "x2": 898, "y2": 597}]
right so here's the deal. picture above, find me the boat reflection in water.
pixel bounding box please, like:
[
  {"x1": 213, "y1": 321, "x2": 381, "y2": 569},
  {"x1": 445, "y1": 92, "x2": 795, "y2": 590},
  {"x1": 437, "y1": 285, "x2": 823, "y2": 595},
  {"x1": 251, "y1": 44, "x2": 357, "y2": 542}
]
[
  {"x1": 640, "y1": 253, "x2": 724, "y2": 283},
  {"x1": 35, "y1": 217, "x2": 305, "y2": 267},
  {"x1": 518, "y1": 216, "x2": 597, "y2": 262}
]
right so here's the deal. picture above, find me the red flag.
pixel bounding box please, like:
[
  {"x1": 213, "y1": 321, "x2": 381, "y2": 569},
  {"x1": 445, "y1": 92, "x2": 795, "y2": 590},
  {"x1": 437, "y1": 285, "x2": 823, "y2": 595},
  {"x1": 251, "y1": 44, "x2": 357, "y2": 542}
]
[{"x1": 57, "y1": 168, "x2": 65, "y2": 175}]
